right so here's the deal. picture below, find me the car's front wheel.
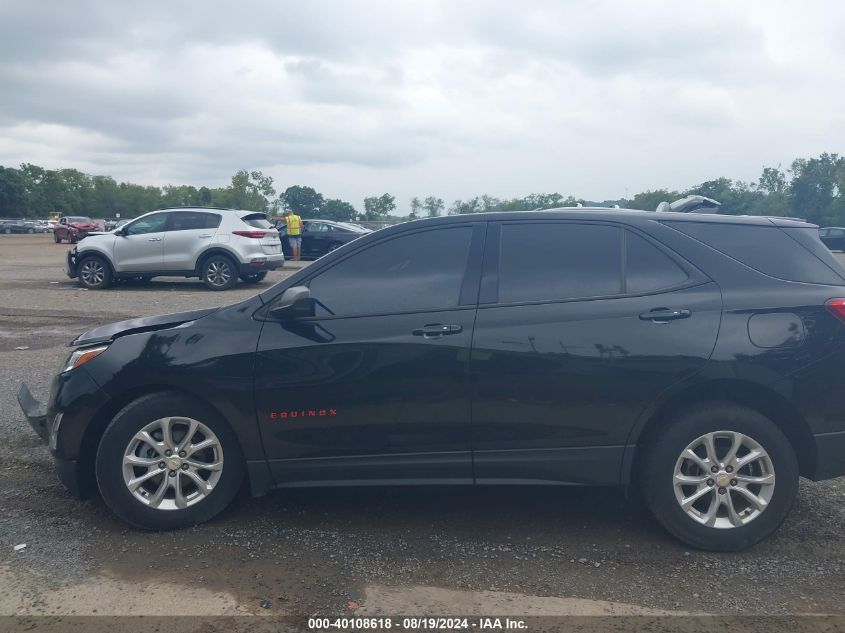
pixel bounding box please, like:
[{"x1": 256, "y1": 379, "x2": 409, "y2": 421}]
[
  {"x1": 201, "y1": 255, "x2": 238, "y2": 291},
  {"x1": 239, "y1": 271, "x2": 267, "y2": 284},
  {"x1": 96, "y1": 392, "x2": 244, "y2": 530},
  {"x1": 53, "y1": 233, "x2": 61, "y2": 243},
  {"x1": 641, "y1": 402, "x2": 798, "y2": 551},
  {"x1": 78, "y1": 256, "x2": 113, "y2": 290}
]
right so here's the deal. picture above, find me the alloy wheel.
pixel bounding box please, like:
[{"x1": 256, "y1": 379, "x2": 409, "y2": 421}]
[
  {"x1": 206, "y1": 260, "x2": 232, "y2": 287},
  {"x1": 673, "y1": 430, "x2": 775, "y2": 528},
  {"x1": 122, "y1": 416, "x2": 224, "y2": 510},
  {"x1": 80, "y1": 259, "x2": 105, "y2": 287}
]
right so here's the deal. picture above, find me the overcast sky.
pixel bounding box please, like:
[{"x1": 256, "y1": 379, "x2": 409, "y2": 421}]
[{"x1": 1, "y1": 1, "x2": 843, "y2": 209}]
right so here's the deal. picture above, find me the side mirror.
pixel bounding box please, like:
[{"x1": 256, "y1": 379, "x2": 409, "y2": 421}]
[{"x1": 269, "y1": 286, "x2": 315, "y2": 320}]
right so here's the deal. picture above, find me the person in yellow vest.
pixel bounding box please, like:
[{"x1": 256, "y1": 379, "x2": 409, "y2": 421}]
[{"x1": 283, "y1": 209, "x2": 303, "y2": 261}]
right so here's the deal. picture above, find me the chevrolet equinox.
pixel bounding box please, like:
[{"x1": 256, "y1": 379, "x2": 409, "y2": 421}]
[{"x1": 18, "y1": 208, "x2": 845, "y2": 550}]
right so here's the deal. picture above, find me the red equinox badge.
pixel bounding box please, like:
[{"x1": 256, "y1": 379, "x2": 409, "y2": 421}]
[{"x1": 269, "y1": 408, "x2": 338, "y2": 420}]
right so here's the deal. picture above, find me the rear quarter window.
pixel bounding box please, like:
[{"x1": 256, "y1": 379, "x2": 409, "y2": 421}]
[
  {"x1": 665, "y1": 221, "x2": 845, "y2": 285},
  {"x1": 241, "y1": 213, "x2": 273, "y2": 229}
]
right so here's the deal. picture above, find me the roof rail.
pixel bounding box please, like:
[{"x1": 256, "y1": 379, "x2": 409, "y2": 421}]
[{"x1": 656, "y1": 195, "x2": 721, "y2": 214}]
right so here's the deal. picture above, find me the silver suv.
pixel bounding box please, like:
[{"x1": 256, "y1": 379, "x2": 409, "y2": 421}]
[{"x1": 65, "y1": 208, "x2": 284, "y2": 290}]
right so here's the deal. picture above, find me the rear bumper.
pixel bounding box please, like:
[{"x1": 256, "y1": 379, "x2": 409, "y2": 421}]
[
  {"x1": 238, "y1": 253, "x2": 285, "y2": 274},
  {"x1": 810, "y1": 430, "x2": 845, "y2": 480}
]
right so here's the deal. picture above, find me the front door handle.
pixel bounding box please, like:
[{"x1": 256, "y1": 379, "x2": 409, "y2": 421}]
[
  {"x1": 198, "y1": 234, "x2": 213, "y2": 238},
  {"x1": 147, "y1": 237, "x2": 162, "y2": 242},
  {"x1": 639, "y1": 308, "x2": 691, "y2": 323},
  {"x1": 412, "y1": 324, "x2": 463, "y2": 338}
]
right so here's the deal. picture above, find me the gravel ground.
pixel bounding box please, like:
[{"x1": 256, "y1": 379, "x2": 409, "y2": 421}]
[{"x1": 1, "y1": 233, "x2": 845, "y2": 619}]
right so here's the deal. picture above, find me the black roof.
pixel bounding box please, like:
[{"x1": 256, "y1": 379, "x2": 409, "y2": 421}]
[{"x1": 395, "y1": 207, "x2": 815, "y2": 229}]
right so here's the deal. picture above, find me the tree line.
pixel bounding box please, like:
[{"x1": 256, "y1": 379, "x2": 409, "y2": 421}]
[{"x1": 1, "y1": 153, "x2": 844, "y2": 226}]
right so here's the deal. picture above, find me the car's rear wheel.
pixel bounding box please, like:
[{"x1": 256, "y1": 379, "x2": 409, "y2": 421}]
[
  {"x1": 201, "y1": 255, "x2": 238, "y2": 290},
  {"x1": 4, "y1": 228, "x2": 10, "y2": 234},
  {"x1": 96, "y1": 392, "x2": 244, "y2": 530},
  {"x1": 78, "y1": 256, "x2": 113, "y2": 290},
  {"x1": 239, "y1": 271, "x2": 267, "y2": 284},
  {"x1": 641, "y1": 402, "x2": 798, "y2": 551},
  {"x1": 27, "y1": 228, "x2": 34, "y2": 234}
]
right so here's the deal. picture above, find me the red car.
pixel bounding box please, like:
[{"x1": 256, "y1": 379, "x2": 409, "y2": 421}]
[{"x1": 53, "y1": 216, "x2": 100, "y2": 243}]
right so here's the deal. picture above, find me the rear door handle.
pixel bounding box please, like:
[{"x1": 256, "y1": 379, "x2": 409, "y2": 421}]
[
  {"x1": 147, "y1": 237, "x2": 162, "y2": 242},
  {"x1": 412, "y1": 324, "x2": 463, "y2": 338},
  {"x1": 639, "y1": 308, "x2": 691, "y2": 323},
  {"x1": 198, "y1": 234, "x2": 212, "y2": 238}
]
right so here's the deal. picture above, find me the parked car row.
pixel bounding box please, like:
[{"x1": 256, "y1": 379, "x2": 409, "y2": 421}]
[{"x1": 0, "y1": 218, "x2": 51, "y2": 233}]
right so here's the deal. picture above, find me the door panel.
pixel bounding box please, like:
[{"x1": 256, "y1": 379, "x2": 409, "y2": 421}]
[
  {"x1": 470, "y1": 221, "x2": 722, "y2": 485},
  {"x1": 114, "y1": 212, "x2": 168, "y2": 272},
  {"x1": 162, "y1": 211, "x2": 221, "y2": 270},
  {"x1": 255, "y1": 223, "x2": 483, "y2": 486},
  {"x1": 255, "y1": 309, "x2": 476, "y2": 484},
  {"x1": 113, "y1": 233, "x2": 164, "y2": 271}
]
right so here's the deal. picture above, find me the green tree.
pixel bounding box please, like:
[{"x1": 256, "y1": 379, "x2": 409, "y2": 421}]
[
  {"x1": 362, "y1": 193, "x2": 395, "y2": 220},
  {"x1": 422, "y1": 196, "x2": 444, "y2": 217},
  {"x1": 0, "y1": 166, "x2": 26, "y2": 216},
  {"x1": 758, "y1": 166, "x2": 786, "y2": 194},
  {"x1": 227, "y1": 169, "x2": 276, "y2": 212},
  {"x1": 282, "y1": 185, "x2": 324, "y2": 217},
  {"x1": 409, "y1": 197, "x2": 422, "y2": 219},
  {"x1": 320, "y1": 198, "x2": 357, "y2": 221}
]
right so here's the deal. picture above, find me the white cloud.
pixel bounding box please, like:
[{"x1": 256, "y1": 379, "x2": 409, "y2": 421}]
[{"x1": 0, "y1": 0, "x2": 844, "y2": 210}]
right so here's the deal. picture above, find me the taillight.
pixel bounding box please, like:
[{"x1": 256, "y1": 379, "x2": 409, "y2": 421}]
[
  {"x1": 824, "y1": 298, "x2": 845, "y2": 324},
  {"x1": 232, "y1": 230, "x2": 266, "y2": 239}
]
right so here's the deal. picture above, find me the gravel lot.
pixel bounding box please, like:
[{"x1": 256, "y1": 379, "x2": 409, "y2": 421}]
[{"x1": 1, "y1": 233, "x2": 845, "y2": 620}]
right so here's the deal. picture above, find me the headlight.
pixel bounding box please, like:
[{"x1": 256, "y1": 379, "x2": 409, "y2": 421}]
[{"x1": 63, "y1": 345, "x2": 109, "y2": 373}]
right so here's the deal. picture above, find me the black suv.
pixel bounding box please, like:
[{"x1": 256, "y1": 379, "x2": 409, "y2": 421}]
[{"x1": 18, "y1": 209, "x2": 845, "y2": 550}]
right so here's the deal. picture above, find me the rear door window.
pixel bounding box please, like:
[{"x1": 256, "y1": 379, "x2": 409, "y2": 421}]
[
  {"x1": 166, "y1": 211, "x2": 221, "y2": 231},
  {"x1": 497, "y1": 223, "x2": 622, "y2": 303},
  {"x1": 625, "y1": 230, "x2": 689, "y2": 293}
]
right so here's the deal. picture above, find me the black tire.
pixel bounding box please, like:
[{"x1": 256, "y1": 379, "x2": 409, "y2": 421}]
[
  {"x1": 239, "y1": 271, "x2": 268, "y2": 284},
  {"x1": 77, "y1": 255, "x2": 113, "y2": 290},
  {"x1": 96, "y1": 392, "x2": 244, "y2": 530},
  {"x1": 201, "y1": 254, "x2": 238, "y2": 290},
  {"x1": 641, "y1": 402, "x2": 798, "y2": 551},
  {"x1": 53, "y1": 233, "x2": 61, "y2": 243},
  {"x1": 69, "y1": 234, "x2": 78, "y2": 244}
]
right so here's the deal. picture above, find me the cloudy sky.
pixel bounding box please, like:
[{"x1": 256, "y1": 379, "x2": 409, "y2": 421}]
[{"x1": 1, "y1": 1, "x2": 843, "y2": 209}]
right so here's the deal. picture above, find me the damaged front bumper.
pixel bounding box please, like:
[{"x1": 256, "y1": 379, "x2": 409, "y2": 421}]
[{"x1": 17, "y1": 383, "x2": 49, "y2": 444}]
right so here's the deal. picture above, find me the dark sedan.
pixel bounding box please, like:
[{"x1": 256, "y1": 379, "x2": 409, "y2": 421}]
[
  {"x1": 1, "y1": 219, "x2": 38, "y2": 234},
  {"x1": 280, "y1": 219, "x2": 370, "y2": 258},
  {"x1": 819, "y1": 227, "x2": 845, "y2": 252}
]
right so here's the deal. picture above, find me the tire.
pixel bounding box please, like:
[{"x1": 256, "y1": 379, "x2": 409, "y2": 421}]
[
  {"x1": 4, "y1": 228, "x2": 10, "y2": 234},
  {"x1": 77, "y1": 255, "x2": 113, "y2": 290},
  {"x1": 201, "y1": 254, "x2": 238, "y2": 291},
  {"x1": 27, "y1": 228, "x2": 34, "y2": 234},
  {"x1": 69, "y1": 234, "x2": 77, "y2": 244},
  {"x1": 239, "y1": 271, "x2": 267, "y2": 284},
  {"x1": 54, "y1": 233, "x2": 61, "y2": 243},
  {"x1": 640, "y1": 402, "x2": 798, "y2": 551},
  {"x1": 96, "y1": 392, "x2": 244, "y2": 530}
]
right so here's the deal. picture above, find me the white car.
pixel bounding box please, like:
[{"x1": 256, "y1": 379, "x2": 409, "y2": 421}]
[{"x1": 65, "y1": 207, "x2": 284, "y2": 290}]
